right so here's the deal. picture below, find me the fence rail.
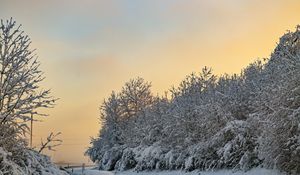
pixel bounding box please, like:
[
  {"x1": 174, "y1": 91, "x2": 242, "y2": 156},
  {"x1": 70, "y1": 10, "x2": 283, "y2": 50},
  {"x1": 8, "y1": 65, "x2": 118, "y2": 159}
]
[{"x1": 56, "y1": 163, "x2": 97, "y2": 174}]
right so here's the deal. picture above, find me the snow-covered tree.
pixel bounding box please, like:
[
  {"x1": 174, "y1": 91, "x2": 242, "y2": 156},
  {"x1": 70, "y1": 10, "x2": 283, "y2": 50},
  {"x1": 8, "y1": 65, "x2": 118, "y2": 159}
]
[
  {"x1": 86, "y1": 78, "x2": 155, "y2": 170},
  {"x1": 258, "y1": 26, "x2": 300, "y2": 174},
  {"x1": 88, "y1": 25, "x2": 300, "y2": 174},
  {"x1": 0, "y1": 18, "x2": 56, "y2": 131},
  {"x1": 0, "y1": 18, "x2": 64, "y2": 175}
]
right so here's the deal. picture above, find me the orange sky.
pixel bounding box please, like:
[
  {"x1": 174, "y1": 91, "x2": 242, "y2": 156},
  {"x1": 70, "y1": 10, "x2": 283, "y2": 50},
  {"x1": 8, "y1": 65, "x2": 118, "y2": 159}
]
[{"x1": 1, "y1": 0, "x2": 300, "y2": 164}]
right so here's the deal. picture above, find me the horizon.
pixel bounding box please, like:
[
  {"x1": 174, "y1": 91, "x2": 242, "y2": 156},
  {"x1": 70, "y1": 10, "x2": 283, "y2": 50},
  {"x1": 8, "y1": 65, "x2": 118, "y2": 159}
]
[{"x1": 1, "y1": 0, "x2": 300, "y2": 164}]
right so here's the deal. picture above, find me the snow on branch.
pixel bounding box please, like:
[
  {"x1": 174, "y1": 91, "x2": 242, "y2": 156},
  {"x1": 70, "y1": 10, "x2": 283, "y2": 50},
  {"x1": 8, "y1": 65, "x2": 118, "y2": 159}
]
[
  {"x1": 0, "y1": 18, "x2": 57, "y2": 132},
  {"x1": 38, "y1": 132, "x2": 62, "y2": 153}
]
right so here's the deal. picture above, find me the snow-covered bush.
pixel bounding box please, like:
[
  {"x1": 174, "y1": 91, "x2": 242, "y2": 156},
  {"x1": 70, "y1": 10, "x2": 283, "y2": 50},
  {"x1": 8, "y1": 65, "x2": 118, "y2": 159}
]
[
  {"x1": 0, "y1": 147, "x2": 23, "y2": 175},
  {"x1": 116, "y1": 148, "x2": 137, "y2": 171},
  {"x1": 0, "y1": 147, "x2": 67, "y2": 175},
  {"x1": 134, "y1": 145, "x2": 164, "y2": 171},
  {"x1": 213, "y1": 120, "x2": 259, "y2": 170},
  {"x1": 23, "y1": 150, "x2": 68, "y2": 175},
  {"x1": 164, "y1": 150, "x2": 179, "y2": 170},
  {"x1": 100, "y1": 146, "x2": 123, "y2": 171}
]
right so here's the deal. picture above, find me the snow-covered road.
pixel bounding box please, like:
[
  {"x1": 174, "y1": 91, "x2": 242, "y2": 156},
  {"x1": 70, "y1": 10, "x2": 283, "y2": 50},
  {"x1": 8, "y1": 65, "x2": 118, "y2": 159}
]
[
  {"x1": 79, "y1": 170, "x2": 113, "y2": 175},
  {"x1": 116, "y1": 168, "x2": 284, "y2": 175},
  {"x1": 71, "y1": 168, "x2": 114, "y2": 175},
  {"x1": 70, "y1": 168, "x2": 284, "y2": 175}
]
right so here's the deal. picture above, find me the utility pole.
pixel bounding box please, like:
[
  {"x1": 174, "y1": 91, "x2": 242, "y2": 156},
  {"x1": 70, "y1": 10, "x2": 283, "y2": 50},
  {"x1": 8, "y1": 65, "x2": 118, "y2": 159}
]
[{"x1": 30, "y1": 114, "x2": 33, "y2": 148}]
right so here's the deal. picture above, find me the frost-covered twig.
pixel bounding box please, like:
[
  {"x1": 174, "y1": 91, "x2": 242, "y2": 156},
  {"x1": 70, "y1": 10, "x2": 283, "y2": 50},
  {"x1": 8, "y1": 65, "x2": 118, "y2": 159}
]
[{"x1": 38, "y1": 132, "x2": 62, "y2": 153}]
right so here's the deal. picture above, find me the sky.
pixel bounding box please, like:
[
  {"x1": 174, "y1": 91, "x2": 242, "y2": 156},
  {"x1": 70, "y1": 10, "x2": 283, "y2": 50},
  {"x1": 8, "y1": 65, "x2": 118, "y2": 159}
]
[{"x1": 1, "y1": 0, "x2": 300, "y2": 164}]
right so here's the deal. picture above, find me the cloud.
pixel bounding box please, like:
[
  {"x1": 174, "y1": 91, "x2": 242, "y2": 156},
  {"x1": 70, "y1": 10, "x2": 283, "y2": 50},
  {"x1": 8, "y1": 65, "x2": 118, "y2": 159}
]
[{"x1": 60, "y1": 55, "x2": 125, "y2": 77}]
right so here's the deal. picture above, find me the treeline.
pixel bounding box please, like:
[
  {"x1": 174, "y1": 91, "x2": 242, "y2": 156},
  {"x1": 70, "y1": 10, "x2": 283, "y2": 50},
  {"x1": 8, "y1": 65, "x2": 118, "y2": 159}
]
[{"x1": 87, "y1": 26, "x2": 300, "y2": 174}]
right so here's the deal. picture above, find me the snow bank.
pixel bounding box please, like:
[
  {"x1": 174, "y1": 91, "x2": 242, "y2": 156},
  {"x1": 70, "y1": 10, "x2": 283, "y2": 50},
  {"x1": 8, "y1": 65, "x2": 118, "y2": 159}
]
[
  {"x1": 24, "y1": 149, "x2": 68, "y2": 175},
  {"x1": 0, "y1": 147, "x2": 68, "y2": 175}
]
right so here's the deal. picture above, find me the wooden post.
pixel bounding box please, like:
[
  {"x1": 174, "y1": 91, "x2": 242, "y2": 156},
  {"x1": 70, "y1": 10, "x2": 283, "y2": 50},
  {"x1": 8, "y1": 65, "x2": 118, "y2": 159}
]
[
  {"x1": 82, "y1": 163, "x2": 85, "y2": 173},
  {"x1": 30, "y1": 114, "x2": 33, "y2": 148}
]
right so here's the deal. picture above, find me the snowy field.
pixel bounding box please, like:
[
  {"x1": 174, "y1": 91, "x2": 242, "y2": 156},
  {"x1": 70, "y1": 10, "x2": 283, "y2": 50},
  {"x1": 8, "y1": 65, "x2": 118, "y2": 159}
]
[{"x1": 71, "y1": 168, "x2": 285, "y2": 175}]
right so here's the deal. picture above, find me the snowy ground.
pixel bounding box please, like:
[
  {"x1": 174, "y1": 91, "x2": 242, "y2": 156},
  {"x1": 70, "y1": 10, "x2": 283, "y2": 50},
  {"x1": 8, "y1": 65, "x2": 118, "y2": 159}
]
[
  {"x1": 70, "y1": 168, "x2": 285, "y2": 175},
  {"x1": 71, "y1": 168, "x2": 113, "y2": 175},
  {"x1": 116, "y1": 168, "x2": 285, "y2": 175}
]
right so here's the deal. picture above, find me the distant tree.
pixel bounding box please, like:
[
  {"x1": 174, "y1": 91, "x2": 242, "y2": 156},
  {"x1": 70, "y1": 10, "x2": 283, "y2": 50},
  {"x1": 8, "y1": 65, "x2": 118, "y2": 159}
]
[
  {"x1": 117, "y1": 78, "x2": 154, "y2": 146},
  {"x1": 101, "y1": 91, "x2": 123, "y2": 146},
  {"x1": 86, "y1": 78, "x2": 154, "y2": 167},
  {"x1": 166, "y1": 67, "x2": 217, "y2": 147},
  {"x1": 119, "y1": 77, "x2": 153, "y2": 119}
]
